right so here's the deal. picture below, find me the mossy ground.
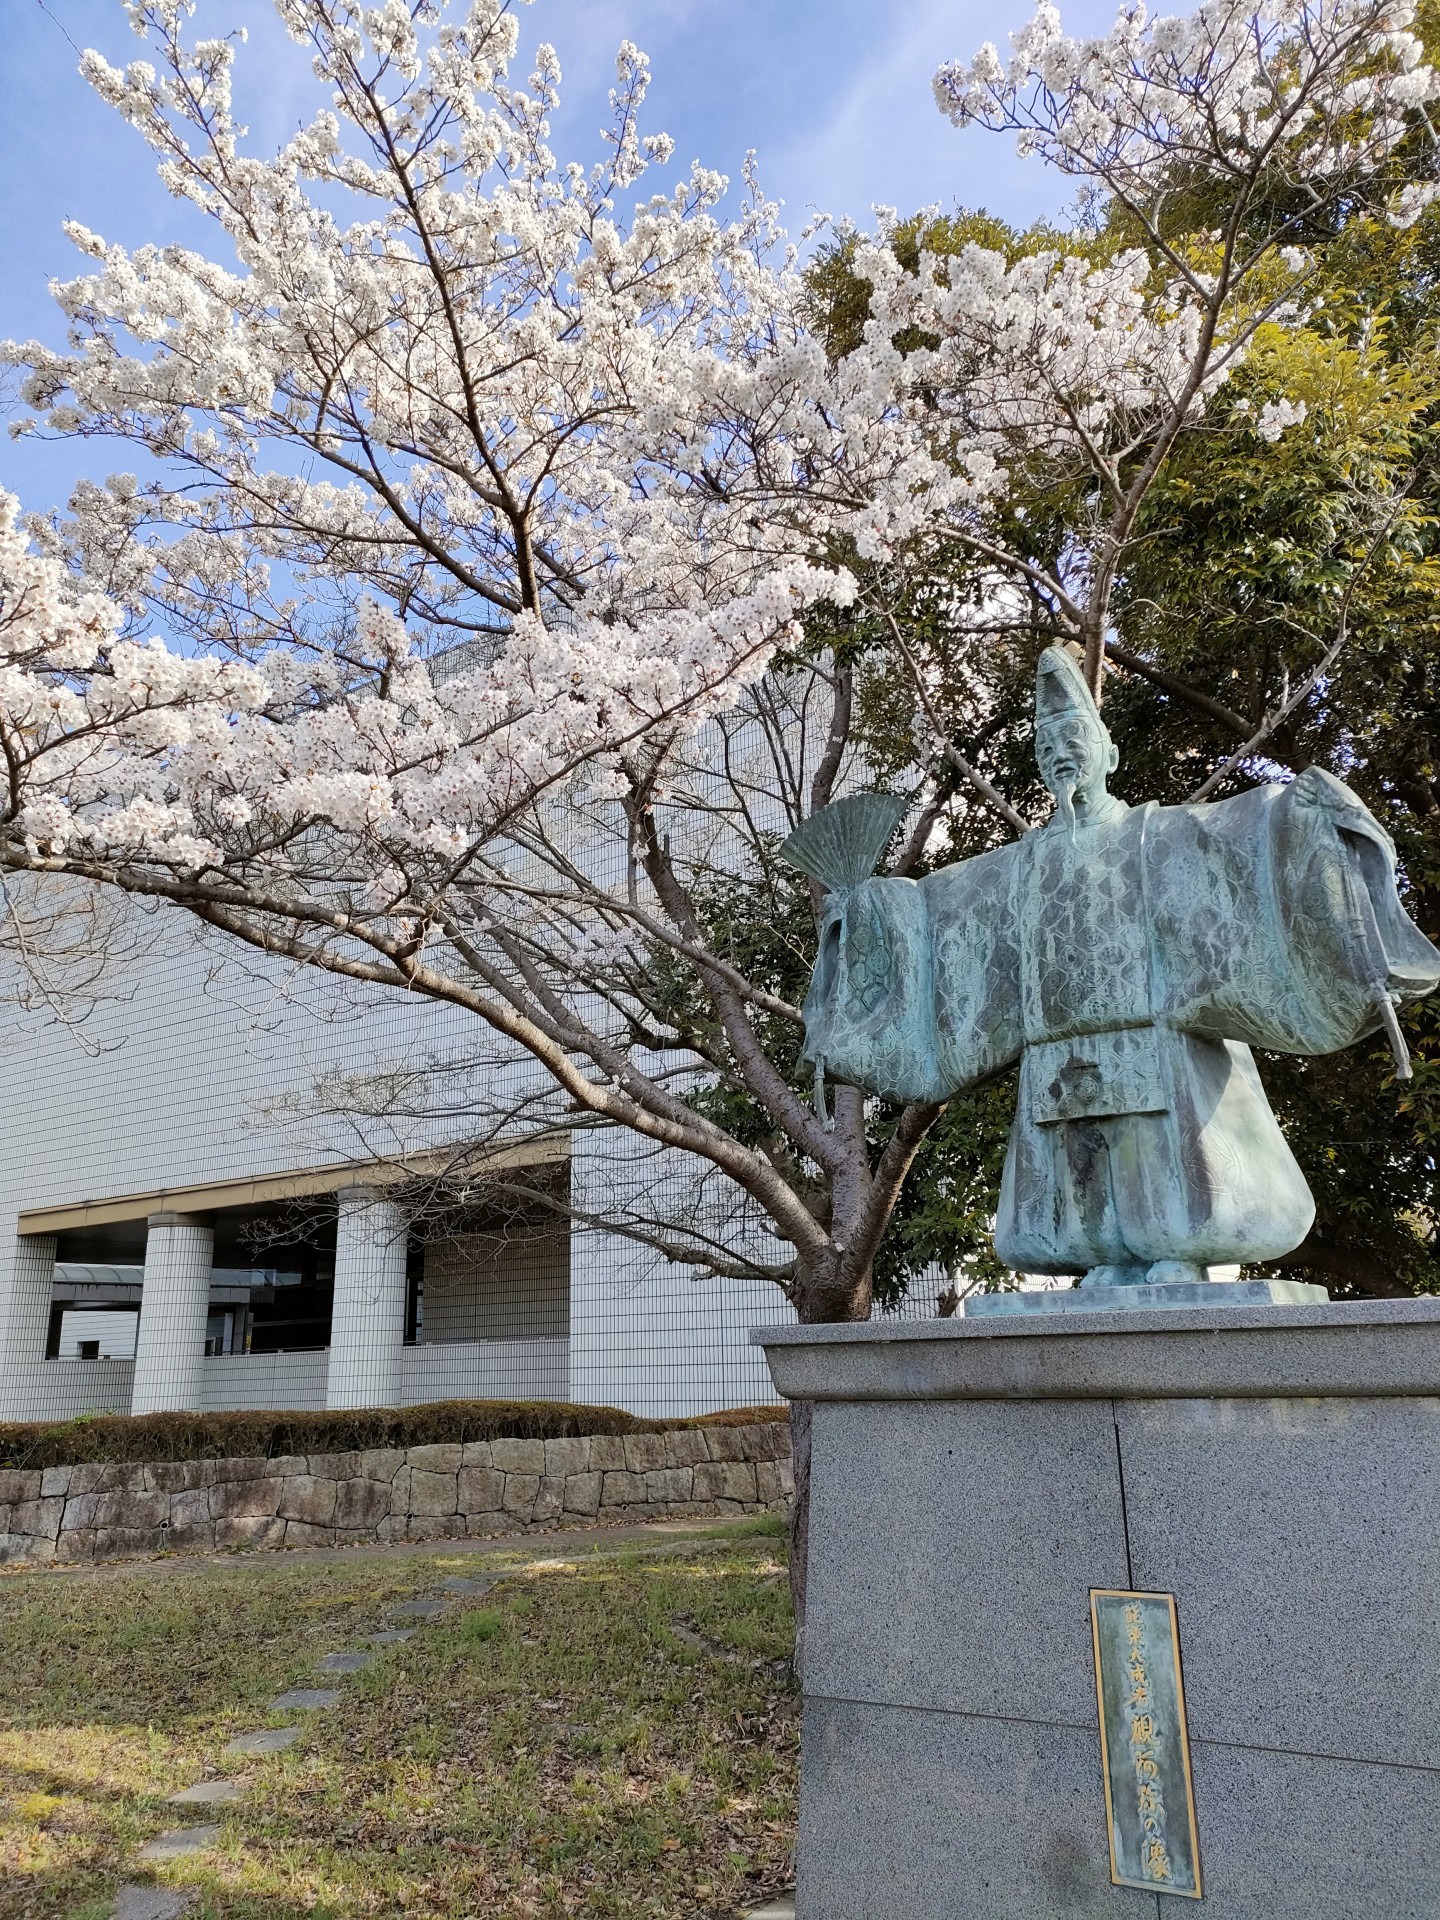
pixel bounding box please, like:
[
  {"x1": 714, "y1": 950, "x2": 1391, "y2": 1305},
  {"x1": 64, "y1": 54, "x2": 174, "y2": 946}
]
[{"x1": 0, "y1": 1521, "x2": 796, "y2": 1919}]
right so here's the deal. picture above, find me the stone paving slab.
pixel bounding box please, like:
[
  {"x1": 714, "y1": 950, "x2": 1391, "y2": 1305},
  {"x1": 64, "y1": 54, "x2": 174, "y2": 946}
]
[
  {"x1": 137, "y1": 1825, "x2": 221, "y2": 1860},
  {"x1": 167, "y1": 1778, "x2": 244, "y2": 1806},
  {"x1": 113, "y1": 1887, "x2": 195, "y2": 1920},
  {"x1": 368, "y1": 1628, "x2": 414, "y2": 1644},
  {"x1": 393, "y1": 1598, "x2": 446, "y2": 1618},
  {"x1": 745, "y1": 1902, "x2": 796, "y2": 1919},
  {"x1": 222, "y1": 1725, "x2": 299, "y2": 1757},
  {"x1": 269, "y1": 1688, "x2": 340, "y2": 1710},
  {"x1": 315, "y1": 1650, "x2": 373, "y2": 1672}
]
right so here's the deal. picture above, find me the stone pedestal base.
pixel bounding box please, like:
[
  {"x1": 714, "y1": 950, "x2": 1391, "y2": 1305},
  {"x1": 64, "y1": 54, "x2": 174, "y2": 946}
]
[
  {"x1": 757, "y1": 1301, "x2": 1440, "y2": 1920},
  {"x1": 966, "y1": 1276, "x2": 1328, "y2": 1316}
]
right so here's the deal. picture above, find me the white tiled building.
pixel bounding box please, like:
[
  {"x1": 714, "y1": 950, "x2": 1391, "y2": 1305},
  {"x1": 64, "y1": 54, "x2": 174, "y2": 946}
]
[{"x1": 0, "y1": 911, "x2": 789, "y2": 1424}]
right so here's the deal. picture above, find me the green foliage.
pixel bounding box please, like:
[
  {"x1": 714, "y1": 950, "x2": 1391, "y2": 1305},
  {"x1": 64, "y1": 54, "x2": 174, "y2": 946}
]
[{"x1": 0, "y1": 1399, "x2": 786, "y2": 1470}]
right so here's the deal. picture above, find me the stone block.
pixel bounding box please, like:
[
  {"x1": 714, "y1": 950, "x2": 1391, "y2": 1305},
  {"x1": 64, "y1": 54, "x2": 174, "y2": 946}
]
[
  {"x1": 543, "y1": 1436, "x2": 590, "y2": 1477},
  {"x1": 277, "y1": 1476, "x2": 339, "y2": 1526},
  {"x1": 215, "y1": 1515, "x2": 287, "y2": 1551},
  {"x1": 563, "y1": 1471, "x2": 603, "y2": 1516},
  {"x1": 306, "y1": 1450, "x2": 367, "y2": 1481},
  {"x1": 210, "y1": 1455, "x2": 275, "y2": 1485},
  {"x1": 54, "y1": 1528, "x2": 97, "y2": 1564},
  {"x1": 61, "y1": 1491, "x2": 103, "y2": 1531},
  {"x1": 734, "y1": 1422, "x2": 783, "y2": 1462},
  {"x1": 170, "y1": 1488, "x2": 212, "y2": 1528},
  {"x1": 355, "y1": 1447, "x2": 405, "y2": 1482},
  {"x1": 460, "y1": 1440, "x2": 493, "y2": 1469},
  {"x1": 458, "y1": 1467, "x2": 504, "y2": 1514},
  {"x1": 10, "y1": 1496, "x2": 64, "y2": 1540},
  {"x1": 491, "y1": 1438, "x2": 545, "y2": 1475},
  {"x1": 388, "y1": 1466, "x2": 411, "y2": 1513},
  {"x1": 532, "y1": 1475, "x2": 566, "y2": 1523},
  {"x1": 502, "y1": 1472, "x2": 541, "y2": 1518},
  {"x1": 588, "y1": 1435, "x2": 628, "y2": 1471},
  {"x1": 1174, "y1": 1735, "x2": 1440, "y2": 1918},
  {"x1": 144, "y1": 1462, "x2": 191, "y2": 1494},
  {"x1": 61, "y1": 1463, "x2": 106, "y2": 1496},
  {"x1": 407, "y1": 1470, "x2": 459, "y2": 1517},
  {"x1": 664, "y1": 1428, "x2": 710, "y2": 1466},
  {"x1": 803, "y1": 1398, "x2": 1127, "y2": 1729},
  {"x1": 89, "y1": 1490, "x2": 172, "y2": 1531},
  {"x1": 693, "y1": 1461, "x2": 758, "y2": 1504},
  {"x1": 268, "y1": 1454, "x2": 310, "y2": 1479},
  {"x1": 754, "y1": 1462, "x2": 783, "y2": 1505},
  {"x1": 700, "y1": 1425, "x2": 745, "y2": 1462},
  {"x1": 166, "y1": 1522, "x2": 216, "y2": 1553},
  {"x1": 0, "y1": 1470, "x2": 39, "y2": 1505},
  {"x1": 797, "y1": 1695, "x2": 1151, "y2": 1920},
  {"x1": 406, "y1": 1443, "x2": 464, "y2": 1473},
  {"x1": 208, "y1": 1477, "x2": 284, "y2": 1521},
  {"x1": 777, "y1": 1457, "x2": 795, "y2": 1498},
  {"x1": 645, "y1": 1467, "x2": 693, "y2": 1503},
  {"x1": 0, "y1": 1533, "x2": 52, "y2": 1565},
  {"x1": 466, "y1": 1511, "x2": 506, "y2": 1536},
  {"x1": 1118, "y1": 1394, "x2": 1440, "y2": 1771},
  {"x1": 78, "y1": 1463, "x2": 145, "y2": 1493},
  {"x1": 283, "y1": 1520, "x2": 337, "y2": 1548},
  {"x1": 601, "y1": 1470, "x2": 645, "y2": 1507},
  {"x1": 182, "y1": 1460, "x2": 218, "y2": 1490},
  {"x1": 95, "y1": 1526, "x2": 167, "y2": 1559},
  {"x1": 40, "y1": 1465, "x2": 72, "y2": 1498},
  {"x1": 405, "y1": 1514, "x2": 465, "y2": 1541},
  {"x1": 623, "y1": 1433, "x2": 669, "y2": 1473},
  {"x1": 333, "y1": 1478, "x2": 393, "y2": 1530}
]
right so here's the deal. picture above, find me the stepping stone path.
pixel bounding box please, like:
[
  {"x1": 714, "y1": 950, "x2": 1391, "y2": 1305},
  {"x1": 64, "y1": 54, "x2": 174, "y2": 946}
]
[
  {"x1": 113, "y1": 1889, "x2": 194, "y2": 1920},
  {"x1": 137, "y1": 1825, "x2": 221, "y2": 1861},
  {"x1": 111, "y1": 1565, "x2": 494, "y2": 1917},
  {"x1": 167, "y1": 1779, "x2": 243, "y2": 1806},
  {"x1": 268, "y1": 1687, "x2": 341, "y2": 1710},
  {"x1": 746, "y1": 1903, "x2": 797, "y2": 1919},
  {"x1": 221, "y1": 1725, "x2": 299, "y2": 1758}
]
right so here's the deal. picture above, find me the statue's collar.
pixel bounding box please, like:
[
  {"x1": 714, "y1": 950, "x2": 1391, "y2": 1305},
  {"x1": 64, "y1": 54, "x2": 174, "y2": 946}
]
[{"x1": 1040, "y1": 791, "x2": 1128, "y2": 834}]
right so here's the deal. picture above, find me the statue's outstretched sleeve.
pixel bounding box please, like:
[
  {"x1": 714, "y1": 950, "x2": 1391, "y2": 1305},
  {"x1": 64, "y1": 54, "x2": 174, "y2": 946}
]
[
  {"x1": 797, "y1": 842, "x2": 1024, "y2": 1106},
  {"x1": 1148, "y1": 766, "x2": 1440, "y2": 1056}
]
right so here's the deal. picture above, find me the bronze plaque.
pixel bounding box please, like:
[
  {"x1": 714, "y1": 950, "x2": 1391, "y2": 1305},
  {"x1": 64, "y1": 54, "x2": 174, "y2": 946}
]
[{"x1": 1091, "y1": 1590, "x2": 1202, "y2": 1899}]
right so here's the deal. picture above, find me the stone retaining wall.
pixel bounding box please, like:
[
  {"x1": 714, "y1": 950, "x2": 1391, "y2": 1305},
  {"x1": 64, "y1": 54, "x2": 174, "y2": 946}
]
[{"x1": 0, "y1": 1422, "x2": 792, "y2": 1568}]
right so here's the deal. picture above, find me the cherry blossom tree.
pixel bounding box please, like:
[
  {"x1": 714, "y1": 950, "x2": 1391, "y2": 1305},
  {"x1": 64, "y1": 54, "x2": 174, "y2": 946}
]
[{"x1": 2, "y1": 0, "x2": 1437, "y2": 1615}]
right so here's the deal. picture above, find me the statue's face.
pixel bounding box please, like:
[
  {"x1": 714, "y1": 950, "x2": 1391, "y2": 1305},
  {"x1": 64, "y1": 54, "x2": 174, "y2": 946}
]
[{"x1": 1036, "y1": 715, "x2": 1116, "y2": 810}]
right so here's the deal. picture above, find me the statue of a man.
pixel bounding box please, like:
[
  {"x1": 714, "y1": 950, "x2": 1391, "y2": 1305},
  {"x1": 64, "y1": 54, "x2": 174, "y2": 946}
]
[{"x1": 782, "y1": 645, "x2": 1440, "y2": 1288}]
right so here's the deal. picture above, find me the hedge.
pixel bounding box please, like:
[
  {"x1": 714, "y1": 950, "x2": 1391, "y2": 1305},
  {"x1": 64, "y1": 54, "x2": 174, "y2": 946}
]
[{"x1": 0, "y1": 1399, "x2": 787, "y2": 1471}]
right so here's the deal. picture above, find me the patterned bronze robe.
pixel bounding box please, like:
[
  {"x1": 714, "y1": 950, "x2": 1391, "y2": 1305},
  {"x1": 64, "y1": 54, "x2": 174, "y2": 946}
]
[{"x1": 800, "y1": 768, "x2": 1440, "y2": 1274}]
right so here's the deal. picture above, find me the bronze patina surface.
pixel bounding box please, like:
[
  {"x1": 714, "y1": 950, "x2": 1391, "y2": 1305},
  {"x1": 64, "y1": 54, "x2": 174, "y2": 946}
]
[{"x1": 782, "y1": 647, "x2": 1440, "y2": 1292}]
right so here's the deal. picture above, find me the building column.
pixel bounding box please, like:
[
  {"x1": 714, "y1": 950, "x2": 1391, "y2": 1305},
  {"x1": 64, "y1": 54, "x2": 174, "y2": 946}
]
[
  {"x1": 327, "y1": 1186, "x2": 408, "y2": 1410},
  {"x1": 0, "y1": 1234, "x2": 57, "y2": 1421},
  {"x1": 131, "y1": 1212, "x2": 213, "y2": 1415}
]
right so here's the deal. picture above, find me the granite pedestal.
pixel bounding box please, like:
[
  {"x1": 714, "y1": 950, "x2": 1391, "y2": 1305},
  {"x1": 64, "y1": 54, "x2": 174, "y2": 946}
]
[{"x1": 756, "y1": 1300, "x2": 1440, "y2": 1920}]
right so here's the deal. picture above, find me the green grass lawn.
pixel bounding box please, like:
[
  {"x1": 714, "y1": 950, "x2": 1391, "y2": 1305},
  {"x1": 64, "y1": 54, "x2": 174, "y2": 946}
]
[{"x1": 0, "y1": 1522, "x2": 796, "y2": 1919}]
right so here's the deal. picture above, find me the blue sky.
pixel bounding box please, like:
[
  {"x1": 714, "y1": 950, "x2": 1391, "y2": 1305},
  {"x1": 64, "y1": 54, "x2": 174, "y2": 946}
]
[{"x1": 0, "y1": 0, "x2": 1116, "y2": 517}]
